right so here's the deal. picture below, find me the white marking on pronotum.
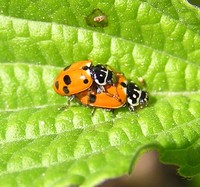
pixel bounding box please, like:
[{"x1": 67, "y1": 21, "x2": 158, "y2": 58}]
[{"x1": 133, "y1": 94, "x2": 137, "y2": 98}]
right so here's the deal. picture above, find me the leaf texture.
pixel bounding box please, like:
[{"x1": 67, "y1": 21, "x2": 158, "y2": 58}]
[{"x1": 0, "y1": 0, "x2": 200, "y2": 186}]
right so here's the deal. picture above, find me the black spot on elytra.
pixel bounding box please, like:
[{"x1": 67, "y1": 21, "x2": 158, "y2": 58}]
[
  {"x1": 83, "y1": 79, "x2": 89, "y2": 84},
  {"x1": 82, "y1": 66, "x2": 89, "y2": 70},
  {"x1": 63, "y1": 86, "x2": 69, "y2": 94},
  {"x1": 54, "y1": 81, "x2": 59, "y2": 90},
  {"x1": 89, "y1": 94, "x2": 96, "y2": 103},
  {"x1": 63, "y1": 75, "x2": 71, "y2": 85}
]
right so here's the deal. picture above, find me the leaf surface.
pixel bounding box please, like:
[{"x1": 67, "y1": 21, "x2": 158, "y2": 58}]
[{"x1": 0, "y1": 0, "x2": 200, "y2": 186}]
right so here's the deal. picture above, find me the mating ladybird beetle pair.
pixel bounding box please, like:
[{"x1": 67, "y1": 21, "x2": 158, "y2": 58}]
[{"x1": 53, "y1": 60, "x2": 148, "y2": 112}]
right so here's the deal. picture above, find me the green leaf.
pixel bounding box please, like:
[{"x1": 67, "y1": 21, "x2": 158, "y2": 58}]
[{"x1": 0, "y1": 0, "x2": 200, "y2": 186}]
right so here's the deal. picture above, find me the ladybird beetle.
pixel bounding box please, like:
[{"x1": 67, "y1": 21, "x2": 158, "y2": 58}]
[
  {"x1": 126, "y1": 82, "x2": 148, "y2": 111},
  {"x1": 53, "y1": 61, "x2": 116, "y2": 96},
  {"x1": 75, "y1": 73, "x2": 127, "y2": 109},
  {"x1": 53, "y1": 60, "x2": 93, "y2": 96}
]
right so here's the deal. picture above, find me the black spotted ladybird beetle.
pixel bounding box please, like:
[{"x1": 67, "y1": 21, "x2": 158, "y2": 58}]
[{"x1": 53, "y1": 60, "x2": 116, "y2": 96}]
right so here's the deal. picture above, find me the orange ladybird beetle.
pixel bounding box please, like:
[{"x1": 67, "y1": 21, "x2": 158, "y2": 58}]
[
  {"x1": 53, "y1": 60, "x2": 93, "y2": 96},
  {"x1": 75, "y1": 73, "x2": 127, "y2": 109},
  {"x1": 75, "y1": 73, "x2": 149, "y2": 111},
  {"x1": 53, "y1": 61, "x2": 116, "y2": 96}
]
